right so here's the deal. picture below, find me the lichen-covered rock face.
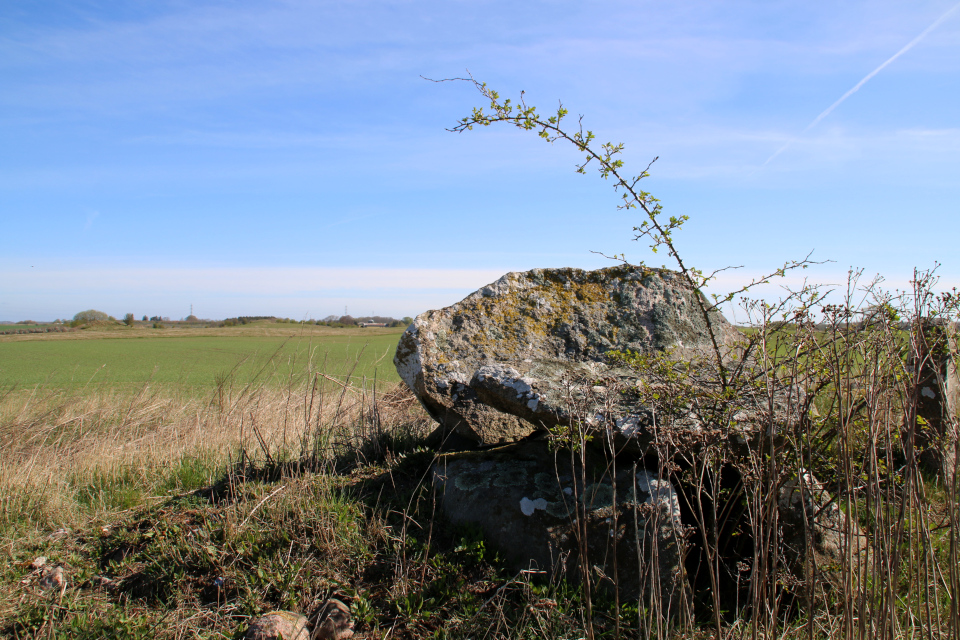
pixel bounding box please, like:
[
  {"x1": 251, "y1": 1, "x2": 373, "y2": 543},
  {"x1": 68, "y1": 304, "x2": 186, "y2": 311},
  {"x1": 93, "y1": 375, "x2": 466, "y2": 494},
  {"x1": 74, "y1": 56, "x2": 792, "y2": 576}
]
[
  {"x1": 432, "y1": 439, "x2": 688, "y2": 614},
  {"x1": 395, "y1": 265, "x2": 738, "y2": 446}
]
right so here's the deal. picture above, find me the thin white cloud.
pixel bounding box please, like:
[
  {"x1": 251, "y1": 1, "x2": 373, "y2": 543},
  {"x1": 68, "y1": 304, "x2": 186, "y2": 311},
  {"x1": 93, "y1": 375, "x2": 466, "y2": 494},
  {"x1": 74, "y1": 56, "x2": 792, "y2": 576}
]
[
  {"x1": 83, "y1": 210, "x2": 100, "y2": 231},
  {"x1": 761, "y1": 1, "x2": 960, "y2": 168}
]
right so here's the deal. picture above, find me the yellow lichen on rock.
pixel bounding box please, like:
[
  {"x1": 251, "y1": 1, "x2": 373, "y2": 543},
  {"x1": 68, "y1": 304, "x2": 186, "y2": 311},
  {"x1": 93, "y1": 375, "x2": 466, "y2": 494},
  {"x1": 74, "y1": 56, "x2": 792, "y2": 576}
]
[{"x1": 395, "y1": 265, "x2": 737, "y2": 447}]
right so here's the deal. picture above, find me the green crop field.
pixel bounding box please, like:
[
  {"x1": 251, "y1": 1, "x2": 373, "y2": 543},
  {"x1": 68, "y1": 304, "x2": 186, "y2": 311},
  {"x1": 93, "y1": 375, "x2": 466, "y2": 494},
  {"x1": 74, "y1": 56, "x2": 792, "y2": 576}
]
[
  {"x1": 0, "y1": 325, "x2": 405, "y2": 393},
  {"x1": 0, "y1": 323, "x2": 51, "y2": 333}
]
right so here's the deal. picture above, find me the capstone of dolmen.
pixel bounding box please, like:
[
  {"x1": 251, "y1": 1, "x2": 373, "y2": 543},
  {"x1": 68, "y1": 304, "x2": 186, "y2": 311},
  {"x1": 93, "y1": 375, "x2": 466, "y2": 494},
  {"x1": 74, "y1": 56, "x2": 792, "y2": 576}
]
[{"x1": 395, "y1": 265, "x2": 738, "y2": 447}]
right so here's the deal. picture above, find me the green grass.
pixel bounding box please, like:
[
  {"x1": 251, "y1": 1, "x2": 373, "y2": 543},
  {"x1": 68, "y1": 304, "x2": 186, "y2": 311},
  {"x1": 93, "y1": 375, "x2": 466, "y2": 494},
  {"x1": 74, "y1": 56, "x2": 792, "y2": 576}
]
[{"x1": 0, "y1": 329, "x2": 403, "y2": 392}]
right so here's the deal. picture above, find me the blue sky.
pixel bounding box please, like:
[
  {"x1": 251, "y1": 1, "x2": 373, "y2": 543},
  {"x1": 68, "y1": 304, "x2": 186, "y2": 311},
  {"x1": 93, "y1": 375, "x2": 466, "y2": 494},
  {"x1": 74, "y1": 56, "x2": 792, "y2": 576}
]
[{"x1": 2, "y1": 0, "x2": 958, "y2": 321}]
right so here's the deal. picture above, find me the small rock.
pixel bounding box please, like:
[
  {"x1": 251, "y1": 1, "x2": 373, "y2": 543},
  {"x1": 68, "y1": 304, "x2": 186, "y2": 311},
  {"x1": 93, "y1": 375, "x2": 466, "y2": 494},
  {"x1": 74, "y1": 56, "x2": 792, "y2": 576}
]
[
  {"x1": 244, "y1": 611, "x2": 309, "y2": 640},
  {"x1": 91, "y1": 575, "x2": 117, "y2": 591},
  {"x1": 312, "y1": 598, "x2": 354, "y2": 640},
  {"x1": 30, "y1": 556, "x2": 47, "y2": 570},
  {"x1": 39, "y1": 566, "x2": 65, "y2": 591}
]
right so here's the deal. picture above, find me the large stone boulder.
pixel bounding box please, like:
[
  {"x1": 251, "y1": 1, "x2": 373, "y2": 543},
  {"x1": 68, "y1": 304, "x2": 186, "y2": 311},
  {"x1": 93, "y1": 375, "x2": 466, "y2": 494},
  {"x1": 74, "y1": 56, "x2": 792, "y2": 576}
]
[
  {"x1": 432, "y1": 439, "x2": 689, "y2": 616},
  {"x1": 395, "y1": 265, "x2": 738, "y2": 448}
]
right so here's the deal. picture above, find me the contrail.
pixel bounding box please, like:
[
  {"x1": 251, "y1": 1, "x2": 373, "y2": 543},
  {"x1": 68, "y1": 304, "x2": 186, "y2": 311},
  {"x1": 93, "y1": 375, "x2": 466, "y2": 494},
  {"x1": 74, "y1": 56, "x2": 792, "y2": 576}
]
[{"x1": 761, "y1": 1, "x2": 960, "y2": 168}]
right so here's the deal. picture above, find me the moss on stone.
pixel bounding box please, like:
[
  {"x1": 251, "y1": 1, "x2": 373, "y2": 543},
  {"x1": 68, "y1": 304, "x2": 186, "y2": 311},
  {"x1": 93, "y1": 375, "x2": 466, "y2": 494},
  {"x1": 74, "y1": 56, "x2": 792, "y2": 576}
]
[
  {"x1": 581, "y1": 483, "x2": 615, "y2": 509},
  {"x1": 453, "y1": 470, "x2": 490, "y2": 492},
  {"x1": 493, "y1": 466, "x2": 529, "y2": 488}
]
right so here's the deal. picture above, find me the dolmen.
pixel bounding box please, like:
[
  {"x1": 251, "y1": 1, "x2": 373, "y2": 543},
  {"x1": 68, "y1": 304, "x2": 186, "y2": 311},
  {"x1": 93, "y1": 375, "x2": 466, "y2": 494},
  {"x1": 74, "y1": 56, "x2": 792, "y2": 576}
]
[
  {"x1": 394, "y1": 265, "x2": 739, "y2": 608},
  {"x1": 394, "y1": 264, "x2": 862, "y2": 611}
]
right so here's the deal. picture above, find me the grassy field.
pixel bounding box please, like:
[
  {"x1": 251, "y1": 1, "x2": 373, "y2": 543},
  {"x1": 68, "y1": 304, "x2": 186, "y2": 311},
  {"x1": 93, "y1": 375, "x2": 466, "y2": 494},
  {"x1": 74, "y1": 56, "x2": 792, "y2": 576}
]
[
  {"x1": 0, "y1": 323, "x2": 404, "y2": 392},
  {"x1": 1, "y1": 323, "x2": 599, "y2": 639}
]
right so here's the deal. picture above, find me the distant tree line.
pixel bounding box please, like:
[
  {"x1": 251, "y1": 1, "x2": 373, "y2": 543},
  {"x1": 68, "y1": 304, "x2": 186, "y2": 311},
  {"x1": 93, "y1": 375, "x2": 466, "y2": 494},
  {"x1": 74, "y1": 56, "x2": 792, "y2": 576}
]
[
  {"x1": 220, "y1": 316, "x2": 276, "y2": 327},
  {"x1": 314, "y1": 315, "x2": 413, "y2": 328},
  {"x1": 11, "y1": 311, "x2": 418, "y2": 331},
  {"x1": 218, "y1": 315, "x2": 415, "y2": 328}
]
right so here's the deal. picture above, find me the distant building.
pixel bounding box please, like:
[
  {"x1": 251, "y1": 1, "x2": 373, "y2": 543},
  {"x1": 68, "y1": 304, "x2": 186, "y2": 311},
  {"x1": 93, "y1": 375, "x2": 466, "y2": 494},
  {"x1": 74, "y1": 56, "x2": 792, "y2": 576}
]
[{"x1": 358, "y1": 322, "x2": 387, "y2": 328}]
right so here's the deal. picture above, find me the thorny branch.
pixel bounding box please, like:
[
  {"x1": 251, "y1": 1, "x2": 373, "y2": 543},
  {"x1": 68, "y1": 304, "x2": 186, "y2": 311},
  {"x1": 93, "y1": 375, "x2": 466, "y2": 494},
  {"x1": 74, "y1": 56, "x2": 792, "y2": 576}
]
[{"x1": 432, "y1": 72, "x2": 824, "y2": 390}]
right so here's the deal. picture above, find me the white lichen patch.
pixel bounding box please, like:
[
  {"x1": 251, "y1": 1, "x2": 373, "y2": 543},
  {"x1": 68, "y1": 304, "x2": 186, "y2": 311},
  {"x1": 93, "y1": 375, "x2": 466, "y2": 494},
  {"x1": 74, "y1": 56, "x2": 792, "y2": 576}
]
[
  {"x1": 432, "y1": 362, "x2": 470, "y2": 393},
  {"x1": 476, "y1": 365, "x2": 537, "y2": 399},
  {"x1": 520, "y1": 496, "x2": 549, "y2": 516},
  {"x1": 615, "y1": 414, "x2": 644, "y2": 438},
  {"x1": 636, "y1": 470, "x2": 681, "y2": 520},
  {"x1": 394, "y1": 325, "x2": 424, "y2": 390}
]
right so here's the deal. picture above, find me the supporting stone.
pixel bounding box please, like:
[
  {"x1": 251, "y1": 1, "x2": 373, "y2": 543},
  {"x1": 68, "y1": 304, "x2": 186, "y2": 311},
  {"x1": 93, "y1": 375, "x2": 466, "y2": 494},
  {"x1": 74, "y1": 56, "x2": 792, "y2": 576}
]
[
  {"x1": 431, "y1": 439, "x2": 690, "y2": 618},
  {"x1": 909, "y1": 320, "x2": 959, "y2": 482}
]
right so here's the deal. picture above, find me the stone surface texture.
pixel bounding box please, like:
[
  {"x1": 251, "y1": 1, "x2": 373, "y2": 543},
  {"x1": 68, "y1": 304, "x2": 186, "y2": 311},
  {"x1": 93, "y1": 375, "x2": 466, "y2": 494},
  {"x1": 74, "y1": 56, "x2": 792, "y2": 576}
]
[
  {"x1": 910, "y1": 320, "x2": 959, "y2": 481},
  {"x1": 244, "y1": 611, "x2": 309, "y2": 640},
  {"x1": 39, "y1": 566, "x2": 65, "y2": 592},
  {"x1": 432, "y1": 439, "x2": 688, "y2": 614},
  {"x1": 395, "y1": 265, "x2": 738, "y2": 447},
  {"x1": 778, "y1": 471, "x2": 868, "y2": 586},
  {"x1": 311, "y1": 598, "x2": 354, "y2": 640}
]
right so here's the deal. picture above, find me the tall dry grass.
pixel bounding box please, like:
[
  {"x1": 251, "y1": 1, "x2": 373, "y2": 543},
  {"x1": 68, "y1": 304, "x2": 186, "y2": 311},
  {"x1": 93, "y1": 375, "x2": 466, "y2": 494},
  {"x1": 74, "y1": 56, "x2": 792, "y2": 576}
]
[
  {"x1": 0, "y1": 366, "x2": 430, "y2": 540},
  {"x1": 1, "y1": 359, "x2": 439, "y2": 639},
  {"x1": 615, "y1": 270, "x2": 960, "y2": 640}
]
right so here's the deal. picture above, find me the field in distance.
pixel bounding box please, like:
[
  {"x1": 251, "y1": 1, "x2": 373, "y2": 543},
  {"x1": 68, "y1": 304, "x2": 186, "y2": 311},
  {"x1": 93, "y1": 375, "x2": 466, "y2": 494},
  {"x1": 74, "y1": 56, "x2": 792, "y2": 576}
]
[{"x1": 0, "y1": 321, "x2": 406, "y2": 392}]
